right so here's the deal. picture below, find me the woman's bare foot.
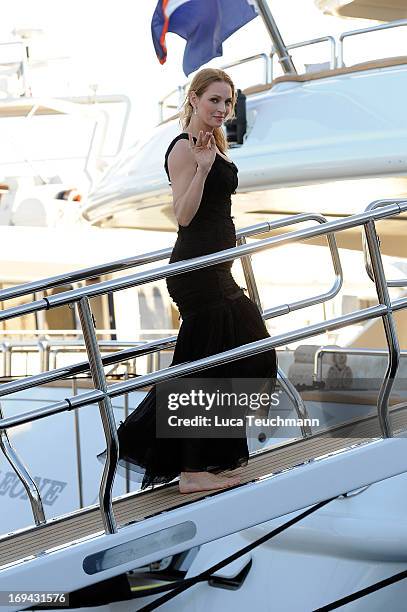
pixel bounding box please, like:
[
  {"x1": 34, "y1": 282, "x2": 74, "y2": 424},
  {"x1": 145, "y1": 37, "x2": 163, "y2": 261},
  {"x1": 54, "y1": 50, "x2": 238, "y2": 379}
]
[{"x1": 179, "y1": 471, "x2": 241, "y2": 494}]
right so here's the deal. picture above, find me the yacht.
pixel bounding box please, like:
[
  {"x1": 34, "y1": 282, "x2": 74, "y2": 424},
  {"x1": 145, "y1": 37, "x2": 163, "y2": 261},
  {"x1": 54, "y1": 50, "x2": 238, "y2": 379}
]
[
  {"x1": 80, "y1": 0, "x2": 407, "y2": 349},
  {"x1": 1, "y1": 2, "x2": 407, "y2": 610}
]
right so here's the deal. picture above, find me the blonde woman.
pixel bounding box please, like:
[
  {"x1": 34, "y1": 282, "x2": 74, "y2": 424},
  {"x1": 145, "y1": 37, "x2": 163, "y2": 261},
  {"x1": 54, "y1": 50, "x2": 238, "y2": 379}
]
[{"x1": 115, "y1": 68, "x2": 277, "y2": 494}]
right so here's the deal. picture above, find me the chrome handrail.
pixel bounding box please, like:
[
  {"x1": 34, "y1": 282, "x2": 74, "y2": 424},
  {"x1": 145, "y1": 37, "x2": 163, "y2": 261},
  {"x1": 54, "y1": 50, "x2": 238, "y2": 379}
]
[
  {"x1": 77, "y1": 297, "x2": 118, "y2": 534},
  {"x1": 157, "y1": 20, "x2": 406, "y2": 120},
  {"x1": 238, "y1": 212, "x2": 342, "y2": 315},
  {"x1": 0, "y1": 216, "x2": 312, "y2": 303},
  {"x1": 0, "y1": 329, "x2": 312, "y2": 443},
  {"x1": 237, "y1": 233, "x2": 263, "y2": 312},
  {"x1": 158, "y1": 85, "x2": 186, "y2": 123},
  {"x1": 0, "y1": 336, "x2": 177, "y2": 397},
  {"x1": 262, "y1": 214, "x2": 342, "y2": 319},
  {"x1": 157, "y1": 53, "x2": 272, "y2": 121},
  {"x1": 237, "y1": 213, "x2": 341, "y2": 437},
  {"x1": 363, "y1": 199, "x2": 407, "y2": 287},
  {"x1": 338, "y1": 18, "x2": 407, "y2": 68},
  {"x1": 287, "y1": 36, "x2": 336, "y2": 69},
  {"x1": 277, "y1": 367, "x2": 311, "y2": 437},
  {"x1": 47, "y1": 340, "x2": 141, "y2": 372},
  {"x1": 364, "y1": 214, "x2": 400, "y2": 437},
  {"x1": 0, "y1": 329, "x2": 176, "y2": 335},
  {"x1": 0, "y1": 215, "x2": 342, "y2": 406},
  {"x1": 0, "y1": 342, "x2": 11, "y2": 377},
  {"x1": 270, "y1": 35, "x2": 337, "y2": 79},
  {"x1": 220, "y1": 53, "x2": 272, "y2": 85},
  {"x1": 0, "y1": 40, "x2": 28, "y2": 96},
  {"x1": 1, "y1": 302, "x2": 403, "y2": 433},
  {"x1": 1, "y1": 201, "x2": 407, "y2": 533},
  {"x1": 2, "y1": 204, "x2": 403, "y2": 324},
  {"x1": 0, "y1": 340, "x2": 51, "y2": 376},
  {"x1": 70, "y1": 376, "x2": 84, "y2": 509},
  {"x1": 0, "y1": 402, "x2": 46, "y2": 526},
  {"x1": 0, "y1": 338, "x2": 126, "y2": 376},
  {"x1": 0, "y1": 248, "x2": 171, "y2": 302},
  {"x1": 314, "y1": 347, "x2": 407, "y2": 384}
]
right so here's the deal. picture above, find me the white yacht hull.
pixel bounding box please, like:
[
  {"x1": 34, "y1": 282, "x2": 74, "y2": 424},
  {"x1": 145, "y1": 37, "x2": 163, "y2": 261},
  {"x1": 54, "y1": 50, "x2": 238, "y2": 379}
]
[
  {"x1": 83, "y1": 61, "x2": 407, "y2": 232},
  {"x1": 1, "y1": 438, "x2": 407, "y2": 611}
]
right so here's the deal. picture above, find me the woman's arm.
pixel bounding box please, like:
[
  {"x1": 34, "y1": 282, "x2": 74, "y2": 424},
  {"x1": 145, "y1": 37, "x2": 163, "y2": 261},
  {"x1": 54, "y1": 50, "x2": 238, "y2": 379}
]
[{"x1": 168, "y1": 132, "x2": 216, "y2": 227}]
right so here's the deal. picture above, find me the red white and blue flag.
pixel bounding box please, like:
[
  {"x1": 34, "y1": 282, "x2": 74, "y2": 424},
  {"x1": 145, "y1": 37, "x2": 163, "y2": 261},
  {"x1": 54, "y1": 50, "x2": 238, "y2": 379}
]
[{"x1": 151, "y1": 0, "x2": 258, "y2": 76}]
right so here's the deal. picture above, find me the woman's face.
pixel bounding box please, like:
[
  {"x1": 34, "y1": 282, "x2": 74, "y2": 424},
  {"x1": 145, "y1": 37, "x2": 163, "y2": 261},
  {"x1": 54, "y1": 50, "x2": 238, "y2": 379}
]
[{"x1": 192, "y1": 81, "x2": 233, "y2": 128}]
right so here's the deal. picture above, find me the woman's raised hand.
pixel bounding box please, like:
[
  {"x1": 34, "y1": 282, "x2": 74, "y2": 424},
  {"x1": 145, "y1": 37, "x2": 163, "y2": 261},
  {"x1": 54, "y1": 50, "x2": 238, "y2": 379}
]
[{"x1": 189, "y1": 130, "x2": 216, "y2": 175}]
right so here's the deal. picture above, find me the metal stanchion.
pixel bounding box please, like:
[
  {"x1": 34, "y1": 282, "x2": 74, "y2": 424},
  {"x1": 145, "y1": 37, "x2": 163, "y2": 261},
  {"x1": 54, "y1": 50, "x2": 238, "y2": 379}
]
[
  {"x1": 77, "y1": 297, "x2": 118, "y2": 534},
  {"x1": 72, "y1": 376, "x2": 84, "y2": 509},
  {"x1": 0, "y1": 402, "x2": 46, "y2": 525},
  {"x1": 363, "y1": 220, "x2": 400, "y2": 437}
]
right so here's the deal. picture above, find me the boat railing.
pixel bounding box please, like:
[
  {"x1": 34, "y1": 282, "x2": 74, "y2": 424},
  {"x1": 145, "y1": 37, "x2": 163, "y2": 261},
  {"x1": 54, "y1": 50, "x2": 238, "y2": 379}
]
[
  {"x1": 314, "y1": 346, "x2": 407, "y2": 386},
  {"x1": 1, "y1": 200, "x2": 407, "y2": 534},
  {"x1": 44, "y1": 339, "x2": 168, "y2": 374},
  {"x1": 0, "y1": 337, "x2": 174, "y2": 377},
  {"x1": 0, "y1": 95, "x2": 132, "y2": 195},
  {"x1": 0, "y1": 331, "x2": 177, "y2": 372},
  {"x1": 0, "y1": 335, "x2": 177, "y2": 399},
  {"x1": 0, "y1": 40, "x2": 28, "y2": 96},
  {"x1": 218, "y1": 52, "x2": 273, "y2": 85},
  {"x1": 0, "y1": 212, "x2": 339, "y2": 448},
  {"x1": 338, "y1": 18, "x2": 407, "y2": 67},
  {"x1": 0, "y1": 213, "x2": 339, "y2": 303},
  {"x1": 0, "y1": 214, "x2": 335, "y2": 516},
  {"x1": 363, "y1": 199, "x2": 407, "y2": 287},
  {"x1": 237, "y1": 212, "x2": 342, "y2": 319},
  {"x1": 158, "y1": 18, "x2": 407, "y2": 121},
  {"x1": 270, "y1": 35, "x2": 337, "y2": 78},
  {"x1": 0, "y1": 336, "x2": 300, "y2": 506},
  {"x1": 158, "y1": 53, "x2": 272, "y2": 122},
  {"x1": 158, "y1": 85, "x2": 187, "y2": 123},
  {"x1": 0, "y1": 336, "x2": 178, "y2": 517},
  {"x1": 0, "y1": 403, "x2": 46, "y2": 525}
]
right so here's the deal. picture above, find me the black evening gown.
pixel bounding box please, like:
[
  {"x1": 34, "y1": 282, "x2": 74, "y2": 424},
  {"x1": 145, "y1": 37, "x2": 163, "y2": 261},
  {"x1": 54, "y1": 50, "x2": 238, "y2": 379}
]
[{"x1": 109, "y1": 133, "x2": 277, "y2": 489}]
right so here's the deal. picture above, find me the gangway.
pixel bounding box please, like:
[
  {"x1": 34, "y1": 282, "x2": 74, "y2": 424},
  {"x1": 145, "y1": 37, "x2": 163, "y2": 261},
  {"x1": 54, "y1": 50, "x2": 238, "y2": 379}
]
[{"x1": 1, "y1": 200, "x2": 407, "y2": 607}]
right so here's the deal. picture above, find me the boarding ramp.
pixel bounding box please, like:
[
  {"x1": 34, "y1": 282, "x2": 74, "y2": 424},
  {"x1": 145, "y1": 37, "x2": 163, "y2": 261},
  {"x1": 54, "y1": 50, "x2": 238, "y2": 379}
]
[{"x1": 1, "y1": 200, "x2": 407, "y2": 603}]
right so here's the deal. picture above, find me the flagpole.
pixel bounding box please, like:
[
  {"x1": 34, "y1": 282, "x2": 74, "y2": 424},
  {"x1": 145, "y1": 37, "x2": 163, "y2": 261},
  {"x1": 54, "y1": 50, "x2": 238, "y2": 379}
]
[{"x1": 255, "y1": 0, "x2": 297, "y2": 74}]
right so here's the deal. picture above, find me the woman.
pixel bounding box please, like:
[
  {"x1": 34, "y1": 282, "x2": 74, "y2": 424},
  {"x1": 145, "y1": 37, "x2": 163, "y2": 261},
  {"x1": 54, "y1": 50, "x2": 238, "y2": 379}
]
[{"x1": 114, "y1": 68, "x2": 277, "y2": 494}]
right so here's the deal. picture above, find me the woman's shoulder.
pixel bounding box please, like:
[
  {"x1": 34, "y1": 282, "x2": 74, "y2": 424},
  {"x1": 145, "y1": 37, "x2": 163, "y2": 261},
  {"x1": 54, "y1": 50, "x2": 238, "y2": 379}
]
[
  {"x1": 164, "y1": 133, "x2": 194, "y2": 181},
  {"x1": 165, "y1": 133, "x2": 189, "y2": 158}
]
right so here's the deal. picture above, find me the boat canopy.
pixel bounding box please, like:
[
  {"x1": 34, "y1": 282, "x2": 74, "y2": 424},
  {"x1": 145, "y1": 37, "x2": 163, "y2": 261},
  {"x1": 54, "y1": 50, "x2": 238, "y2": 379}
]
[{"x1": 315, "y1": 0, "x2": 407, "y2": 21}]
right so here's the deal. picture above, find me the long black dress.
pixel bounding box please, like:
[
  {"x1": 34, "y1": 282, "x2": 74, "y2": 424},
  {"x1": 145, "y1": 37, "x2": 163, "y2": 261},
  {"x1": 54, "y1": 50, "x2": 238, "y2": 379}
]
[{"x1": 113, "y1": 133, "x2": 277, "y2": 489}]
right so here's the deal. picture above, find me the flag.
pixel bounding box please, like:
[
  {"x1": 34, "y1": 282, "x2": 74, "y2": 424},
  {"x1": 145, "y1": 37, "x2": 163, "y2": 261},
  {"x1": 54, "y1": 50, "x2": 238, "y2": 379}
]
[{"x1": 151, "y1": 0, "x2": 258, "y2": 76}]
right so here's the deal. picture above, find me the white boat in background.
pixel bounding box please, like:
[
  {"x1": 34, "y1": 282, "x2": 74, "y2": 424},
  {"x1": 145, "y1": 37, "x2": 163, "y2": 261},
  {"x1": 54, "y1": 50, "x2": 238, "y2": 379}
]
[
  {"x1": 0, "y1": 32, "x2": 131, "y2": 229},
  {"x1": 2, "y1": 2, "x2": 407, "y2": 611},
  {"x1": 83, "y1": 16, "x2": 407, "y2": 242},
  {"x1": 84, "y1": 53, "x2": 407, "y2": 237}
]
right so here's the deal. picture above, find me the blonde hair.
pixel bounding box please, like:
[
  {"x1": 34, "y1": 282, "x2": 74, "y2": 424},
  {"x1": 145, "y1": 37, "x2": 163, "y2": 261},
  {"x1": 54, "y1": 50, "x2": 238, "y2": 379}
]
[{"x1": 179, "y1": 68, "x2": 236, "y2": 154}]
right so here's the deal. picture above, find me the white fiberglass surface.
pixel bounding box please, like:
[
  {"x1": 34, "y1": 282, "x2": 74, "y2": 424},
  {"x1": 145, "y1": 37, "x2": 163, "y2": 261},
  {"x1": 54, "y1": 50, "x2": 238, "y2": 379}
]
[{"x1": 248, "y1": 390, "x2": 379, "y2": 454}]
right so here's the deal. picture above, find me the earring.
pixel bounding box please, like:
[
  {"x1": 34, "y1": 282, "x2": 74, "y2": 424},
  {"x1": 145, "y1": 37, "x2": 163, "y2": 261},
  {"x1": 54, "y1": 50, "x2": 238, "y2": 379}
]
[{"x1": 194, "y1": 107, "x2": 197, "y2": 115}]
